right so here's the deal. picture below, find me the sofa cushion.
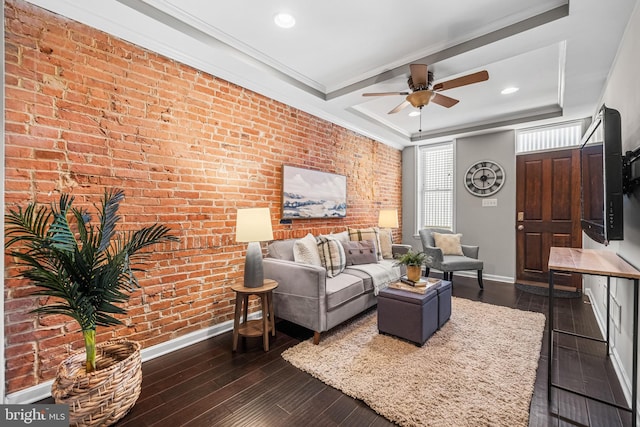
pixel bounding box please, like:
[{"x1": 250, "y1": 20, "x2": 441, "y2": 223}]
[
  {"x1": 348, "y1": 227, "x2": 382, "y2": 260},
  {"x1": 317, "y1": 235, "x2": 347, "y2": 278},
  {"x1": 432, "y1": 232, "x2": 464, "y2": 256},
  {"x1": 342, "y1": 240, "x2": 378, "y2": 265},
  {"x1": 325, "y1": 273, "x2": 365, "y2": 311},
  {"x1": 377, "y1": 227, "x2": 394, "y2": 259},
  {"x1": 340, "y1": 267, "x2": 374, "y2": 293},
  {"x1": 344, "y1": 259, "x2": 400, "y2": 293},
  {"x1": 267, "y1": 239, "x2": 296, "y2": 261},
  {"x1": 293, "y1": 233, "x2": 322, "y2": 266}
]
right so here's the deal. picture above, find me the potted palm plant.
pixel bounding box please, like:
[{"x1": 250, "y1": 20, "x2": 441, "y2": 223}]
[
  {"x1": 5, "y1": 188, "x2": 179, "y2": 426},
  {"x1": 395, "y1": 250, "x2": 426, "y2": 282}
]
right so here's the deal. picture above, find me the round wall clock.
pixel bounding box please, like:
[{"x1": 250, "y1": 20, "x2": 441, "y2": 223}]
[{"x1": 464, "y1": 160, "x2": 505, "y2": 197}]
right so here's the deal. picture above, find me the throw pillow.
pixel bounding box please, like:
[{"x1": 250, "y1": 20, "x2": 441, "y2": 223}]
[
  {"x1": 317, "y1": 236, "x2": 347, "y2": 278},
  {"x1": 293, "y1": 233, "x2": 322, "y2": 266},
  {"x1": 377, "y1": 227, "x2": 393, "y2": 259},
  {"x1": 318, "y1": 230, "x2": 349, "y2": 244},
  {"x1": 341, "y1": 240, "x2": 379, "y2": 265},
  {"x1": 348, "y1": 227, "x2": 382, "y2": 260},
  {"x1": 432, "y1": 232, "x2": 464, "y2": 256},
  {"x1": 331, "y1": 230, "x2": 350, "y2": 244}
]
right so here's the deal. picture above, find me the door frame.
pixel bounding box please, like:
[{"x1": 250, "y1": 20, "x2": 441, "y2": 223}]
[{"x1": 515, "y1": 148, "x2": 583, "y2": 289}]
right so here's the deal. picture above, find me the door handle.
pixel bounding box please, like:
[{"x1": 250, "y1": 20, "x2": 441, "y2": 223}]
[{"x1": 517, "y1": 225, "x2": 524, "y2": 231}]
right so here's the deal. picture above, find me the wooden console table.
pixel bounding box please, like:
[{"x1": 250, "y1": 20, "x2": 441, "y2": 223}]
[
  {"x1": 231, "y1": 279, "x2": 278, "y2": 352},
  {"x1": 548, "y1": 247, "x2": 640, "y2": 426}
]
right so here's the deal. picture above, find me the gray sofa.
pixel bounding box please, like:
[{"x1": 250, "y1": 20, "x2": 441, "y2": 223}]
[{"x1": 263, "y1": 237, "x2": 408, "y2": 344}]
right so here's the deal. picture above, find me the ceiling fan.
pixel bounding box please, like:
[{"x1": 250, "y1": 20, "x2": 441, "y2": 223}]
[{"x1": 362, "y1": 64, "x2": 489, "y2": 114}]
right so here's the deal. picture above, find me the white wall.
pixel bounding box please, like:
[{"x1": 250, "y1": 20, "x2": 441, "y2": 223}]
[
  {"x1": 401, "y1": 130, "x2": 516, "y2": 282},
  {"x1": 583, "y1": 0, "x2": 640, "y2": 409}
]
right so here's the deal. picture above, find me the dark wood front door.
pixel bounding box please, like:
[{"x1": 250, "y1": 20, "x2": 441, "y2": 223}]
[{"x1": 516, "y1": 149, "x2": 582, "y2": 289}]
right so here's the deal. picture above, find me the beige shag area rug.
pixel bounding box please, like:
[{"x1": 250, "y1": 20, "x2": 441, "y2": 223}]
[{"x1": 282, "y1": 297, "x2": 546, "y2": 427}]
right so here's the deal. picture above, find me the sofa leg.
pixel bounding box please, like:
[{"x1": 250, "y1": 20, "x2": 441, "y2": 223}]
[
  {"x1": 477, "y1": 270, "x2": 484, "y2": 290},
  {"x1": 313, "y1": 331, "x2": 321, "y2": 345}
]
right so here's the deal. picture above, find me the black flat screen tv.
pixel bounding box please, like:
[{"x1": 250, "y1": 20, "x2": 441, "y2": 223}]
[{"x1": 580, "y1": 105, "x2": 624, "y2": 245}]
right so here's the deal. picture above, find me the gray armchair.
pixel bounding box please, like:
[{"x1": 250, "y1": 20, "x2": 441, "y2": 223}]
[{"x1": 418, "y1": 228, "x2": 484, "y2": 289}]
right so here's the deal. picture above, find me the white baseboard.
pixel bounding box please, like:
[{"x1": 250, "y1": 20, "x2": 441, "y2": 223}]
[
  {"x1": 4, "y1": 379, "x2": 55, "y2": 405},
  {"x1": 4, "y1": 312, "x2": 261, "y2": 404}
]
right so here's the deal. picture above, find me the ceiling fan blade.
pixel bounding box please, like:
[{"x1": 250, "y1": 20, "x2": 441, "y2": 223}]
[
  {"x1": 433, "y1": 70, "x2": 489, "y2": 91},
  {"x1": 362, "y1": 92, "x2": 410, "y2": 97},
  {"x1": 431, "y1": 93, "x2": 459, "y2": 108},
  {"x1": 388, "y1": 100, "x2": 410, "y2": 114},
  {"x1": 410, "y1": 64, "x2": 429, "y2": 87}
]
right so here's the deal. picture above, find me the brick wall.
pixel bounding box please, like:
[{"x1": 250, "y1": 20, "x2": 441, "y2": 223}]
[{"x1": 3, "y1": 0, "x2": 402, "y2": 393}]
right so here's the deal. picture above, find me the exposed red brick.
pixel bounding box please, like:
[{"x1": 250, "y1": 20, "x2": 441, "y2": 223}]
[{"x1": 3, "y1": 0, "x2": 402, "y2": 394}]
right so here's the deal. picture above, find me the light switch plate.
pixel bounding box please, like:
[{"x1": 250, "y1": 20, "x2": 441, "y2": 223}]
[{"x1": 482, "y1": 198, "x2": 498, "y2": 207}]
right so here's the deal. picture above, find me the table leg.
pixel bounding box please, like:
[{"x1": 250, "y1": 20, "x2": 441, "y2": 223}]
[
  {"x1": 268, "y1": 291, "x2": 276, "y2": 337},
  {"x1": 607, "y1": 276, "x2": 611, "y2": 356},
  {"x1": 548, "y1": 269, "x2": 555, "y2": 402},
  {"x1": 632, "y1": 279, "x2": 638, "y2": 427},
  {"x1": 232, "y1": 292, "x2": 243, "y2": 352},
  {"x1": 242, "y1": 294, "x2": 249, "y2": 323},
  {"x1": 261, "y1": 293, "x2": 269, "y2": 351}
]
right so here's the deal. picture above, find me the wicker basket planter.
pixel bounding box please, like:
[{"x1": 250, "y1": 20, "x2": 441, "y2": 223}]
[{"x1": 52, "y1": 339, "x2": 142, "y2": 427}]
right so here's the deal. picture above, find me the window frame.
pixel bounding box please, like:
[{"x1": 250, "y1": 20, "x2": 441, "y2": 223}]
[
  {"x1": 516, "y1": 119, "x2": 585, "y2": 154},
  {"x1": 417, "y1": 141, "x2": 455, "y2": 233}
]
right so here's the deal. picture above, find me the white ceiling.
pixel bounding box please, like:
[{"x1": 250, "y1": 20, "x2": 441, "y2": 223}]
[{"x1": 26, "y1": 0, "x2": 639, "y2": 148}]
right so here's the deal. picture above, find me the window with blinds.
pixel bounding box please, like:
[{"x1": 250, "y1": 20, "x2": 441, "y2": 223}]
[
  {"x1": 516, "y1": 120, "x2": 583, "y2": 153},
  {"x1": 419, "y1": 143, "x2": 453, "y2": 230}
]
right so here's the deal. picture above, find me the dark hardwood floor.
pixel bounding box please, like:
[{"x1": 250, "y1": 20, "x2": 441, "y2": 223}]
[{"x1": 39, "y1": 276, "x2": 632, "y2": 426}]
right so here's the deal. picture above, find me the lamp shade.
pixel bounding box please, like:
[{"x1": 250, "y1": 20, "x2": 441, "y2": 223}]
[
  {"x1": 378, "y1": 208, "x2": 399, "y2": 228},
  {"x1": 235, "y1": 208, "x2": 274, "y2": 242}
]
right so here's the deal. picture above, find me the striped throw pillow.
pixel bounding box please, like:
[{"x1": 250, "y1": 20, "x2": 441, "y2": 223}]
[{"x1": 317, "y1": 235, "x2": 347, "y2": 278}]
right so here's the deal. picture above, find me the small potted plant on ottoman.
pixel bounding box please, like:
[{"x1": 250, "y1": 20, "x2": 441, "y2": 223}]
[
  {"x1": 5, "y1": 188, "x2": 179, "y2": 426},
  {"x1": 395, "y1": 250, "x2": 426, "y2": 282}
]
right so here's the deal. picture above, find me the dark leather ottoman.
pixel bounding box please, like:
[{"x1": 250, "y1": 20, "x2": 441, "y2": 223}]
[
  {"x1": 435, "y1": 280, "x2": 452, "y2": 328},
  {"x1": 377, "y1": 286, "x2": 438, "y2": 346}
]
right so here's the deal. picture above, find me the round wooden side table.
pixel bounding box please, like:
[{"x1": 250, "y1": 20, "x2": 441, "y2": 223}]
[{"x1": 231, "y1": 279, "x2": 278, "y2": 352}]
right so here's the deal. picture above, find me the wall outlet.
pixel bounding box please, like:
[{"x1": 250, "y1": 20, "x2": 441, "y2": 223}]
[{"x1": 482, "y1": 198, "x2": 498, "y2": 207}]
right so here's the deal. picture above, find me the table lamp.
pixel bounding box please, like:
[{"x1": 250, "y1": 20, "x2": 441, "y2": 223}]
[
  {"x1": 378, "y1": 208, "x2": 399, "y2": 229},
  {"x1": 235, "y1": 207, "x2": 274, "y2": 288}
]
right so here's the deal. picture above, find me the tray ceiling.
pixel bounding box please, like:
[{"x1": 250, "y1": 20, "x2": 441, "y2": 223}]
[{"x1": 25, "y1": 0, "x2": 639, "y2": 147}]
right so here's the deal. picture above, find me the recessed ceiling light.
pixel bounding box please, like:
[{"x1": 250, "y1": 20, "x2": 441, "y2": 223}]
[
  {"x1": 408, "y1": 111, "x2": 420, "y2": 117},
  {"x1": 274, "y1": 13, "x2": 295, "y2": 29},
  {"x1": 501, "y1": 87, "x2": 519, "y2": 95}
]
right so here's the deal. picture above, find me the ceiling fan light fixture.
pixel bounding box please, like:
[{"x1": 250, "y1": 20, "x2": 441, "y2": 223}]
[
  {"x1": 362, "y1": 65, "x2": 488, "y2": 116},
  {"x1": 406, "y1": 90, "x2": 434, "y2": 108},
  {"x1": 274, "y1": 12, "x2": 295, "y2": 28},
  {"x1": 501, "y1": 87, "x2": 519, "y2": 95}
]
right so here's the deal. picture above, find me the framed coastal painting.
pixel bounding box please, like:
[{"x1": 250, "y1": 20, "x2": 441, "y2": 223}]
[{"x1": 282, "y1": 165, "x2": 347, "y2": 219}]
